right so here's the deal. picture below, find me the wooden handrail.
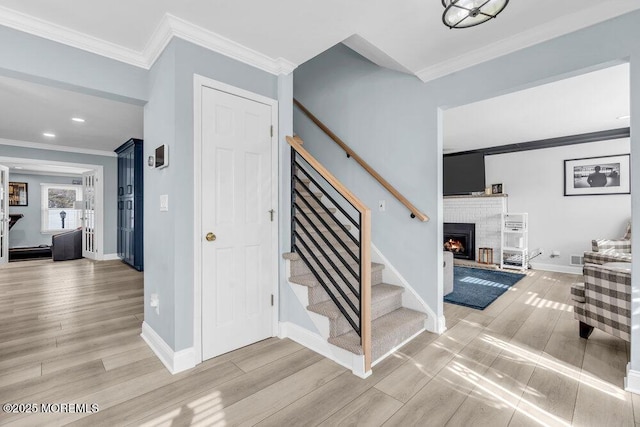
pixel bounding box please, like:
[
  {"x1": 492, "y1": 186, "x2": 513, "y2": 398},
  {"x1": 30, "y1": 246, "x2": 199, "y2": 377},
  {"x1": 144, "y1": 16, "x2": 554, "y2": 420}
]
[
  {"x1": 294, "y1": 98, "x2": 429, "y2": 222},
  {"x1": 287, "y1": 135, "x2": 372, "y2": 372}
]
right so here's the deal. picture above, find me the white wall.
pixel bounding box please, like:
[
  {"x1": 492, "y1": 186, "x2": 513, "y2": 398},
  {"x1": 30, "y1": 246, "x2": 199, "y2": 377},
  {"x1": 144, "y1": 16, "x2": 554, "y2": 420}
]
[{"x1": 485, "y1": 138, "x2": 631, "y2": 272}]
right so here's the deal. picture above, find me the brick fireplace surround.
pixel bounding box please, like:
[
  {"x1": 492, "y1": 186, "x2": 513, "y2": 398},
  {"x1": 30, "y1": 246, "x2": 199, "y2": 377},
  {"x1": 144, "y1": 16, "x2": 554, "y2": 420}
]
[{"x1": 443, "y1": 194, "x2": 507, "y2": 264}]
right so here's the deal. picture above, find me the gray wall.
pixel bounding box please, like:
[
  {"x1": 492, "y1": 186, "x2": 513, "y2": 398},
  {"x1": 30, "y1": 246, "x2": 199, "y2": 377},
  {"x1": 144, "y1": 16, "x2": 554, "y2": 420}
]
[
  {"x1": 0, "y1": 25, "x2": 147, "y2": 104},
  {"x1": 143, "y1": 38, "x2": 280, "y2": 350},
  {"x1": 8, "y1": 173, "x2": 81, "y2": 247},
  {"x1": 294, "y1": 45, "x2": 439, "y2": 323},
  {"x1": 293, "y1": 11, "x2": 640, "y2": 342},
  {"x1": 0, "y1": 145, "x2": 118, "y2": 254}
]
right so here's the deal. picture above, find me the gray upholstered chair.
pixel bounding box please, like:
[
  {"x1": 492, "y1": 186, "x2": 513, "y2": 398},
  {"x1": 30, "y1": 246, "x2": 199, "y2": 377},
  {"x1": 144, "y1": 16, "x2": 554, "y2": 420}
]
[
  {"x1": 571, "y1": 263, "x2": 630, "y2": 341},
  {"x1": 583, "y1": 222, "x2": 631, "y2": 265},
  {"x1": 52, "y1": 228, "x2": 83, "y2": 261}
]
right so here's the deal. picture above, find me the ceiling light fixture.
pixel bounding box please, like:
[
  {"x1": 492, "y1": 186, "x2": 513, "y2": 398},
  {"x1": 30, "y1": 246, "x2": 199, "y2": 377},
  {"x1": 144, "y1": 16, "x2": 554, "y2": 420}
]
[
  {"x1": 43, "y1": 132, "x2": 56, "y2": 138},
  {"x1": 617, "y1": 115, "x2": 630, "y2": 120},
  {"x1": 71, "y1": 117, "x2": 85, "y2": 123},
  {"x1": 442, "y1": 0, "x2": 509, "y2": 29}
]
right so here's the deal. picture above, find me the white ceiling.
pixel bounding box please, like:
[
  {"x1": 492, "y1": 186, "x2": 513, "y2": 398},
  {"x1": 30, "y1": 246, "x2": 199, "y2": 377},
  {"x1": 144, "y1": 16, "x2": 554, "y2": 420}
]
[
  {"x1": 0, "y1": 1, "x2": 638, "y2": 81},
  {"x1": 0, "y1": 2, "x2": 634, "y2": 155},
  {"x1": 0, "y1": 75, "x2": 143, "y2": 152},
  {"x1": 443, "y1": 63, "x2": 630, "y2": 153}
]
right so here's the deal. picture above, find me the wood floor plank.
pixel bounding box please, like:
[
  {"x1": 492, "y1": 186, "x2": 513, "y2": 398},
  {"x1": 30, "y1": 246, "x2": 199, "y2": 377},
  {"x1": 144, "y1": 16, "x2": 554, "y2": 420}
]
[
  {"x1": 374, "y1": 311, "x2": 489, "y2": 402},
  {"x1": 220, "y1": 358, "x2": 345, "y2": 426},
  {"x1": 572, "y1": 334, "x2": 634, "y2": 427},
  {"x1": 318, "y1": 388, "x2": 403, "y2": 427},
  {"x1": 232, "y1": 338, "x2": 304, "y2": 372},
  {"x1": 1, "y1": 258, "x2": 631, "y2": 427},
  {"x1": 124, "y1": 347, "x2": 324, "y2": 426},
  {"x1": 0, "y1": 362, "x2": 41, "y2": 388},
  {"x1": 66, "y1": 361, "x2": 244, "y2": 427}
]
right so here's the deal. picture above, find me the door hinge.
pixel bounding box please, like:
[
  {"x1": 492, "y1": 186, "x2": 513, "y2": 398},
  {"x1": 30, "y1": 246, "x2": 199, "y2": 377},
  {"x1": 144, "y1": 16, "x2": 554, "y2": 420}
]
[
  {"x1": 270, "y1": 125, "x2": 273, "y2": 137},
  {"x1": 269, "y1": 209, "x2": 275, "y2": 222},
  {"x1": 271, "y1": 294, "x2": 274, "y2": 306}
]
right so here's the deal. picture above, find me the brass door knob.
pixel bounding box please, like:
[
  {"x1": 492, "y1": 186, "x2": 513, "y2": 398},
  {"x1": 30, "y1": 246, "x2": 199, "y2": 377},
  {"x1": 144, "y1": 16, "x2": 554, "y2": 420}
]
[{"x1": 205, "y1": 232, "x2": 216, "y2": 242}]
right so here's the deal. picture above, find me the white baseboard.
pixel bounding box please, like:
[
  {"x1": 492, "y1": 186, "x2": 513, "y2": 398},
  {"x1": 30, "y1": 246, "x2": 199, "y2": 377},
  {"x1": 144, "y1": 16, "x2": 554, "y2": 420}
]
[
  {"x1": 625, "y1": 363, "x2": 640, "y2": 394},
  {"x1": 529, "y1": 262, "x2": 582, "y2": 275},
  {"x1": 141, "y1": 321, "x2": 196, "y2": 374},
  {"x1": 279, "y1": 321, "x2": 370, "y2": 378},
  {"x1": 101, "y1": 253, "x2": 120, "y2": 261}
]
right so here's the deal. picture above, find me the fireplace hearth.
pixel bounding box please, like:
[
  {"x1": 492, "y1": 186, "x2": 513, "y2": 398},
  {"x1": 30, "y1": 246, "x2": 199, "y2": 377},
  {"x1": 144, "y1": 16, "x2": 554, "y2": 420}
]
[{"x1": 444, "y1": 222, "x2": 476, "y2": 260}]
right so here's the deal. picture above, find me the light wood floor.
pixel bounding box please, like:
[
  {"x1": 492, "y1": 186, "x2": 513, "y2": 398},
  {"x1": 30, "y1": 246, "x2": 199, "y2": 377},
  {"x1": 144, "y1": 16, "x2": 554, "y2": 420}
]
[{"x1": 0, "y1": 259, "x2": 637, "y2": 426}]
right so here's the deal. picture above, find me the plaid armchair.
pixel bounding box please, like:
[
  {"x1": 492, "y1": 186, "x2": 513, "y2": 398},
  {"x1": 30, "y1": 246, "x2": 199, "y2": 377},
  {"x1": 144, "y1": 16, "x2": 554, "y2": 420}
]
[
  {"x1": 583, "y1": 222, "x2": 631, "y2": 265},
  {"x1": 571, "y1": 263, "x2": 631, "y2": 341}
]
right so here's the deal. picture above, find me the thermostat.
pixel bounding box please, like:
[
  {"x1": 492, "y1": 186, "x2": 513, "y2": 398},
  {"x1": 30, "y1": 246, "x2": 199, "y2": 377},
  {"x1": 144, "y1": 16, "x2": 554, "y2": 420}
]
[{"x1": 155, "y1": 145, "x2": 169, "y2": 169}]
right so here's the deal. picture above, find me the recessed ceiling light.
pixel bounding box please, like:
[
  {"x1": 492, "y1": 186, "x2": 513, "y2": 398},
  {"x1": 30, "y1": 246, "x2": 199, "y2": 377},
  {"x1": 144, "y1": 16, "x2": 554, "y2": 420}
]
[
  {"x1": 43, "y1": 132, "x2": 56, "y2": 138},
  {"x1": 72, "y1": 117, "x2": 85, "y2": 123},
  {"x1": 617, "y1": 115, "x2": 630, "y2": 120}
]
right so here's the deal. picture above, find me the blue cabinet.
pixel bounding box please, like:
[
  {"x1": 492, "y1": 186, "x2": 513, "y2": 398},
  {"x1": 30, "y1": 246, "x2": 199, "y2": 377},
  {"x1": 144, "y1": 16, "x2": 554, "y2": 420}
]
[{"x1": 115, "y1": 138, "x2": 143, "y2": 271}]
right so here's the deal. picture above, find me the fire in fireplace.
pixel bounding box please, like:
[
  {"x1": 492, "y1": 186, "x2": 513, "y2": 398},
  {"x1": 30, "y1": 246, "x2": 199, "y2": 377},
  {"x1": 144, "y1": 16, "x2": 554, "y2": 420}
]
[{"x1": 443, "y1": 222, "x2": 475, "y2": 260}]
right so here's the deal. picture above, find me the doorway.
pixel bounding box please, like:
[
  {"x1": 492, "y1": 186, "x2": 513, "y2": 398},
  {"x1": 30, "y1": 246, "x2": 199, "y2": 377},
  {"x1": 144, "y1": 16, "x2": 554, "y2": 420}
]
[
  {"x1": 0, "y1": 157, "x2": 105, "y2": 263},
  {"x1": 194, "y1": 76, "x2": 279, "y2": 362}
]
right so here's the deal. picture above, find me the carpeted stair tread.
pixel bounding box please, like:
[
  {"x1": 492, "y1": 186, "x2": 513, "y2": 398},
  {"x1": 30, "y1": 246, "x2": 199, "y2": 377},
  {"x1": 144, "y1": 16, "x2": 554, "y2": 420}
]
[
  {"x1": 307, "y1": 283, "x2": 403, "y2": 319},
  {"x1": 295, "y1": 219, "x2": 352, "y2": 233},
  {"x1": 328, "y1": 308, "x2": 426, "y2": 359},
  {"x1": 288, "y1": 262, "x2": 384, "y2": 288},
  {"x1": 283, "y1": 239, "x2": 359, "y2": 263},
  {"x1": 299, "y1": 206, "x2": 336, "y2": 215}
]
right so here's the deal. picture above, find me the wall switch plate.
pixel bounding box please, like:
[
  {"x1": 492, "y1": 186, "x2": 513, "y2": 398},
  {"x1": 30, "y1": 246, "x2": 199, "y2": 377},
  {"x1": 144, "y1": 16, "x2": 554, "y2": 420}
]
[
  {"x1": 378, "y1": 200, "x2": 386, "y2": 212},
  {"x1": 160, "y1": 195, "x2": 169, "y2": 211}
]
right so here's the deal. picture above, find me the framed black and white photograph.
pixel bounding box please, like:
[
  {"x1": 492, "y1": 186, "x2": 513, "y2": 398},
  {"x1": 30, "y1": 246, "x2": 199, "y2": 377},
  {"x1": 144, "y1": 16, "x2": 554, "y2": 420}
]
[
  {"x1": 491, "y1": 183, "x2": 503, "y2": 195},
  {"x1": 564, "y1": 154, "x2": 630, "y2": 196}
]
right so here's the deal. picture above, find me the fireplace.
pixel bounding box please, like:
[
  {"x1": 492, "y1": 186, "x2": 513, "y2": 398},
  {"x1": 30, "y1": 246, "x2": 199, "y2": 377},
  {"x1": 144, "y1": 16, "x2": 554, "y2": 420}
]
[{"x1": 444, "y1": 222, "x2": 476, "y2": 260}]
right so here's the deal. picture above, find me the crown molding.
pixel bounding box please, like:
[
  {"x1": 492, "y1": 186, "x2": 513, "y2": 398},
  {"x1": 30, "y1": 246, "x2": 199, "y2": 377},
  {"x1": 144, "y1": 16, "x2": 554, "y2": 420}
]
[
  {"x1": 416, "y1": 2, "x2": 640, "y2": 82},
  {"x1": 0, "y1": 6, "x2": 147, "y2": 68},
  {"x1": 149, "y1": 14, "x2": 297, "y2": 75},
  {"x1": 0, "y1": 138, "x2": 117, "y2": 157},
  {"x1": 0, "y1": 7, "x2": 296, "y2": 75}
]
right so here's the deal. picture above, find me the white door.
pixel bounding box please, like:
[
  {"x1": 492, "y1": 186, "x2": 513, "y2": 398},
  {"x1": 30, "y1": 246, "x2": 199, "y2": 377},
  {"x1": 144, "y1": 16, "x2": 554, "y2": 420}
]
[
  {"x1": 201, "y1": 87, "x2": 274, "y2": 360},
  {"x1": 82, "y1": 170, "x2": 98, "y2": 259},
  {"x1": 0, "y1": 165, "x2": 9, "y2": 265}
]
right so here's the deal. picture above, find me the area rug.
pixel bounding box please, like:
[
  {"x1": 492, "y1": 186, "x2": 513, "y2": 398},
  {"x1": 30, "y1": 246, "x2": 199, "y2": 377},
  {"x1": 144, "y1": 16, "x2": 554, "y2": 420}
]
[{"x1": 444, "y1": 266, "x2": 525, "y2": 310}]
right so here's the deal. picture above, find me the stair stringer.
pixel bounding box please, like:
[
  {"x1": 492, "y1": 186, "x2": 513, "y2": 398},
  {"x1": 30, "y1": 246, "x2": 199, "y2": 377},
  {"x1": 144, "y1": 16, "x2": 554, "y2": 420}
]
[
  {"x1": 280, "y1": 258, "x2": 370, "y2": 378},
  {"x1": 371, "y1": 243, "x2": 446, "y2": 335}
]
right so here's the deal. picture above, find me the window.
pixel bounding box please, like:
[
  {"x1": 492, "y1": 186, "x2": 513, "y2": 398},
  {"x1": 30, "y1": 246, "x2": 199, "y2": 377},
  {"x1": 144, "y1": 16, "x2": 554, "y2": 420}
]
[{"x1": 41, "y1": 184, "x2": 83, "y2": 233}]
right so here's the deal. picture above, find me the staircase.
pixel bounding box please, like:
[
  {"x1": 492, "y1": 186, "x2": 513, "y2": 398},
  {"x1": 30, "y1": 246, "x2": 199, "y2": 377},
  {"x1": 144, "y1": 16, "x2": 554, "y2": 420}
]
[{"x1": 283, "y1": 136, "x2": 427, "y2": 377}]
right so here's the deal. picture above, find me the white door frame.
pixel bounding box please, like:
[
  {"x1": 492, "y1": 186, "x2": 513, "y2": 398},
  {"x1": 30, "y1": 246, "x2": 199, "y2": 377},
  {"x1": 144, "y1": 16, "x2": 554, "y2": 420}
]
[
  {"x1": 193, "y1": 74, "x2": 279, "y2": 365},
  {"x1": 0, "y1": 156, "x2": 105, "y2": 260},
  {"x1": 0, "y1": 164, "x2": 8, "y2": 265}
]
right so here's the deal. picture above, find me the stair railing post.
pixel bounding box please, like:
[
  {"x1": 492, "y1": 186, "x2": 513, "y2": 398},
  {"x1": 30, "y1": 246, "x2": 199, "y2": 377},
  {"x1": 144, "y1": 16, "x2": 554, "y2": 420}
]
[
  {"x1": 361, "y1": 208, "x2": 372, "y2": 372},
  {"x1": 290, "y1": 146, "x2": 296, "y2": 252}
]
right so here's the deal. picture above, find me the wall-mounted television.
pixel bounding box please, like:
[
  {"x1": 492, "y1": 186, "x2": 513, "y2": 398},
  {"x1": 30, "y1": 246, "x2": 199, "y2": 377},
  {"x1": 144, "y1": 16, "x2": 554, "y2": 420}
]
[{"x1": 443, "y1": 152, "x2": 486, "y2": 196}]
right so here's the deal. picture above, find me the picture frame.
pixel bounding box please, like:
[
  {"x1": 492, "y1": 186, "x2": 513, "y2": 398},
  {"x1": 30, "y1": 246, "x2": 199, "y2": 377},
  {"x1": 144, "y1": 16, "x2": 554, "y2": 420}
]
[
  {"x1": 8, "y1": 182, "x2": 28, "y2": 206},
  {"x1": 564, "y1": 154, "x2": 630, "y2": 196},
  {"x1": 491, "y1": 183, "x2": 503, "y2": 195}
]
